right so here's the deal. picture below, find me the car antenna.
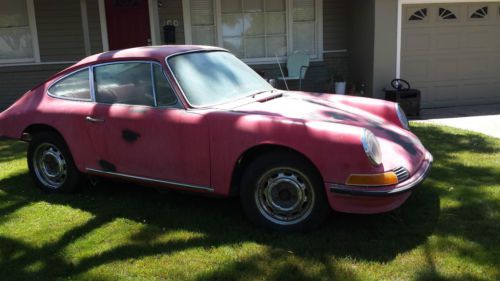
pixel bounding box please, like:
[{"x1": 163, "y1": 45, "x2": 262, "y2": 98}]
[{"x1": 275, "y1": 53, "x2": 289, "y2": 90}]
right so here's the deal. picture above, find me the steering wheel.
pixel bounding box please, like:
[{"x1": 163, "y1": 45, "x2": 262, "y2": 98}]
[{"x1": 391, "y1": 79, "x2": 411, "y2": 91}]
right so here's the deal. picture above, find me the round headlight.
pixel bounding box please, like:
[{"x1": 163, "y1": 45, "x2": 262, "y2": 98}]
[
  {"x1": 361, "y1": 129, "x2": 382, "y2": 166},
  {"x1": 395, "y1": 103, "x2": 410, "y2": 130}
]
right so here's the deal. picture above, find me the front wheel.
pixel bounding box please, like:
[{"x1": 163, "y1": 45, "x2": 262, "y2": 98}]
[
  {"x1": 27, "y1": 131, "x2": 81, "y2": 193},
  {"x1": 240, "y1": 152, "x2": 330, "y2": 231}
]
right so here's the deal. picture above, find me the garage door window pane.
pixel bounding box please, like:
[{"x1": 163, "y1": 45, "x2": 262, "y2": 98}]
[
  {"x1": 49, "y1": 69, "x2": 91, "y2": 100},
  {"x1": 0, "y1": 0, "x2": 34, "y2": 61},
  {"x1": 94, "y1": 63, "x2": 155, "y2": 106}
]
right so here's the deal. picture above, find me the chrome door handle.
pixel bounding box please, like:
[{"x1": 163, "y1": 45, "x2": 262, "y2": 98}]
[{"x1": 85, "y1": 116, "x2": 104, "y2": 123}]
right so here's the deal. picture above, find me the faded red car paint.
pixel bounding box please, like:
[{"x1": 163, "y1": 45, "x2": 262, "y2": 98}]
[{"x1": 0, "y1": 45, "x2": 432, "y2": 216}]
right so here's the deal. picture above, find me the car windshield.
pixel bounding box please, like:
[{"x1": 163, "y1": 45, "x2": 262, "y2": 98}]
[{"x1": 167, "y1": 51, "x2": 274, "y2": 107}]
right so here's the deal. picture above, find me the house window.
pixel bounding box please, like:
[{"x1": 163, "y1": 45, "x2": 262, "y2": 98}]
[
  {"x1": 184, "y1": 0, "x2": 323, "y2": 63},
  {"x1": 0, "y1": 0, "x2": 37, "y2": 63}
]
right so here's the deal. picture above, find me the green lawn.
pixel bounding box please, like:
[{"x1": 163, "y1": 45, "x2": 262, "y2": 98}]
[{"x1": 0, "y1": 123, "x2": 499, "y2": 281}]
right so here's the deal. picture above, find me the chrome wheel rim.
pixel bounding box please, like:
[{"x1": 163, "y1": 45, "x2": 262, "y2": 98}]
[
  {"x1": 255, "y1": 168, "x2": 315, "y2": 226},
  {"x1": 33, "y1": 143, "x2": 67, "y2": 189}
]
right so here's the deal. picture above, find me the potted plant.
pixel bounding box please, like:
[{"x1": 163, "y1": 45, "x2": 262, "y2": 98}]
[{"x1": 333, "y1": 73, "x2": 346, "y2": 95}]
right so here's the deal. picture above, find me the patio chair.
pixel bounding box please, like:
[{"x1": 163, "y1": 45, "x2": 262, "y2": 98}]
[{"x1": 277, "y1": 52, "x2": 310, "y2": 90}]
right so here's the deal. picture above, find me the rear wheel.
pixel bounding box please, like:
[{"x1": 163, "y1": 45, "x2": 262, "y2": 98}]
[
  {"x1": 240, "y1": 152, "x2": 330, "y2": 231},
  {"x1": 27, "y1": 131, "x2": 81, "y2": 193}
]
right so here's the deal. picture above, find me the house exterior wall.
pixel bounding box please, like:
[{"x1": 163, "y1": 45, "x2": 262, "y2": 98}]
[
  {"x1": 0, "y1": 0, "x2": 351, "y2": 110},
  {"x1": 0, "y1": 0, "x2": 104, "y2": 111},
  {"x1": 36, "y1": 0, "x2": 87, "y2": 61},
  {"x1": 253, "y1": 0, "x2": 350, "y2": 93},
  {"x1": 372, "y1": 0, "x2": 398, "y2": 99},
  {"x1": 158, "y1": 0, "x2": 185, "y2": 44},
  {"x1": 348, "y1": 0, "x2": 375, "y2": 97},
  {"x1": 0, "y1": 64, "x2": 70, "y2": 110}
]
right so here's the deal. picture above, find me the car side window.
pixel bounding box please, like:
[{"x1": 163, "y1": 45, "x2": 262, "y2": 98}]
[
  {"x1": 153, "y1": 64, "x2": 178, "y2": 107},
  {"x1": 94, "y1": 62, "x2": 155, "y2": 106},
  {"x1": 48, "y1": 69, "x2": 91, "y2": 100}
]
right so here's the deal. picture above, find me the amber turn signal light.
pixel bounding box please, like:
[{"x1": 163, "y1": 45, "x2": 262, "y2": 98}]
[{"x1": 346, "y1": 172, "x2": 399, "y2": 186}]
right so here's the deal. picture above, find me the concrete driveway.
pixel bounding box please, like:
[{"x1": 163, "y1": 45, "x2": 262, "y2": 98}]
[{"x1": 411, "y1": 104, "x2": 500, "y2": 138}]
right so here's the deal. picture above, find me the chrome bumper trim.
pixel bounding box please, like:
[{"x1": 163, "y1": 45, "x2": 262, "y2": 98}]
[
  {"x1": 329, "y1": 152, "x2": 433, "y2": 197},
  {"x1": 86, "y1": 168, "x2": 214, "y2": 192}
]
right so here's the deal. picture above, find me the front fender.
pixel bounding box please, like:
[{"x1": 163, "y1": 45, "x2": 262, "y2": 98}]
[{"x1": 207, "y1": 111, "x2": 375, "y2": 196}]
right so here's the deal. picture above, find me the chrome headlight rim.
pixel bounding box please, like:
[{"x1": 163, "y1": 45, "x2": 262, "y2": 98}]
[
  {"x1": 361, "y1": 129, "x2": 382, "y2": 166},
  {"x1": 395, "y1": 103, "x2": 410, "y2": 130}
]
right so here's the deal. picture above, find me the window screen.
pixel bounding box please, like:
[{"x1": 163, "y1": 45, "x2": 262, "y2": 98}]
[
  {"x1": 49, "y1": 69, "x2": 91, "y2": 100},
  {"x1": 94, "y1": 62, "x2": 155, "y2": 106}
]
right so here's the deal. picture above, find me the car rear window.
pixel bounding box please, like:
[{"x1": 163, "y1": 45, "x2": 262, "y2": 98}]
[{"x1": 48, "y1": 69, "x2": 91, "y2": 101}]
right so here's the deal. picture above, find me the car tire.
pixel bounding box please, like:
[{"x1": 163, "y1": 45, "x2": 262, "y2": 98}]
[
  {"x1": 240, "y1": 151, "x2": 330, "y2": 232},
  {"x1": 27, "y1": 131, "x2": 81, "y2": 193}
]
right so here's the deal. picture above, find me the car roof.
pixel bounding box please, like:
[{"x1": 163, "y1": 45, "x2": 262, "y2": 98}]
[{"x1": 74, "y1": 45, "x2": 226, "y2": 67}]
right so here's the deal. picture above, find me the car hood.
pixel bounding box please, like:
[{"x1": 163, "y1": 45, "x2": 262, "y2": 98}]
[
  {"x1": 231, "y1": 92, "x2": 385, "y2": 127},
  {"x1": 225, "y1": 91, "x2": 427, "y2": 171}
]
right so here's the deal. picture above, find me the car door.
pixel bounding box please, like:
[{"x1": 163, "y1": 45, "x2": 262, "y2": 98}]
[
  {"x1": 85, "y1": 61, "x2": 211, "y2": 188},
  {"x1": 45, "y1": 67, "x2": 98, "y2": 170}
]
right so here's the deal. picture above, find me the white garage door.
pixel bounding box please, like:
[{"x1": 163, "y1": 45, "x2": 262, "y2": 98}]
[{"x1": 402, "y1": 3, "x2": 500, "y2": 108}]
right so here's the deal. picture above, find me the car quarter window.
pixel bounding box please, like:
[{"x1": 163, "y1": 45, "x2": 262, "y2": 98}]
[
  {"x1": 48, "y1": 69, "x2": 91, "y2": 100},
  {"x1": 153, "y1": 64, "x2": 179, "y2": 107},
  {"x1": 94, "y1": 62, "x2": 155, "y2": 106}
]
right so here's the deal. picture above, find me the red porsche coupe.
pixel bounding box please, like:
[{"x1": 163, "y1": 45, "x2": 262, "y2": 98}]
[{"x1": 0, "y1": 45, "x2": 432, "y2": 231}]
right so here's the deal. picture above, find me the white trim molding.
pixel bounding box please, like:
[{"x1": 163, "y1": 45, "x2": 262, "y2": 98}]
[
  {"x1": 97, "y1": 0, "x2": 109, "y2": 51},
  {"x1": 80, "y1": 0, "x2": 91, "y2": 56},
  {"x1": 148, "y1": 0, "x2": 161, "y2": 45},
  {"x1": 396, "y1": 0, "x2": 402, "y2": 78},
  {"x1": 27, "y1": 0, "x2": 40, "y2": 63},
  {"x1": 0, "y1": 61, "x2": 77, "y2": 68}
]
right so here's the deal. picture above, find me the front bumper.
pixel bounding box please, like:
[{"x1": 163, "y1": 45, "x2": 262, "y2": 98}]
[{"x1": 328, "y1": 151, "x2": 433, "y2": 197}]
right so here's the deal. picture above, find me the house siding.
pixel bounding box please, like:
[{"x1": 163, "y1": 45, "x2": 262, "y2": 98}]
[
  {"x1": 0, "y1": 64, "x2": 71, "y2": 110},
  {"x1": 348, "y1": 0, "x2": 375, "y2": 97},
  {"x1": 0, "y1": 0, "x2": 350, "y2": 110},
  {"x1": 36, "y1": 0, "x2": 87, "y2": 62},
  {"x1": 0, "y1": 0, "x2": 89, "y2": 111}
]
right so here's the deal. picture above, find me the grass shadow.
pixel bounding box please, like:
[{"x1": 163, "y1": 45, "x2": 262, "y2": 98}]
[{"x1": 0, "y1": 124, "x2": 499, "y2": 280}]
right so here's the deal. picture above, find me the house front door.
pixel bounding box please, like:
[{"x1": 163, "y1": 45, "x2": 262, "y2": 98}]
[{"x1": 105, "y1": 0, "x2": 151, "y2": 50}]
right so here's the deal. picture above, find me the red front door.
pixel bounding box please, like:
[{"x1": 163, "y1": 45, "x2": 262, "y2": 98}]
[{"x1": 105, "y1": 0, "x2": 151, "y2": 50}]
